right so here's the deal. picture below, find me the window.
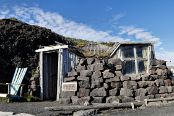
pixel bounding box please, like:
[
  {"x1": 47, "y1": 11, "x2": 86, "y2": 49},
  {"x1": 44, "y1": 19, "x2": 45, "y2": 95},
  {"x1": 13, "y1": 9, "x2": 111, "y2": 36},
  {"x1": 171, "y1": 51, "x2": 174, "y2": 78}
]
[{"x1": 121, "y1": 45, "x2": 150, "y2": 75}]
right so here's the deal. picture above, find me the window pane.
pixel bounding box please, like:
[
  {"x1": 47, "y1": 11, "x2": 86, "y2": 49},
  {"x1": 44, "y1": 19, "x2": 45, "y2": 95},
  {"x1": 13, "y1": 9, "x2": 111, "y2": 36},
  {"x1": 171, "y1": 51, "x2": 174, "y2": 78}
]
[
  {"x1": 123, "y1": 61, "x2": 135, "y2": 74},
  {"x1": 138, "y1": 61, "x2": 147, "y2": 73},
  {"x1": 122, "y1": 46, "x2": 134, "y2": 58},
  {"x1": 136, "y1": 46, "x2": 148, "y2": 59}
]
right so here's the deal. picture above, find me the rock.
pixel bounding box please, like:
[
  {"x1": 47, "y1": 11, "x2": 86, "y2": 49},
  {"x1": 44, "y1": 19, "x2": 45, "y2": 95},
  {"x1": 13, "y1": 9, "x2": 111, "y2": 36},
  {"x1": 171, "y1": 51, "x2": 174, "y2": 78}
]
[
  {"x1": 130, "y1": 75, "x2": 141, "y2": 81},
  {"x1": 76, "y1": 65, "x2": 86, "y2": 72},
  {"x1": 73, "y1": 109, "x2": 97, "y2": 116},
  {"x1": 77, "y1": 76, "x2": 89, "y2": 81},
  {"x1": 77, "y1": 88, "x2": 90, "y2": 97},
  {"x1": 156, "y1": 68, "x2": 163, "y2": 76},
  {"x1": 92, "y1": 71, "x2": 102, "y2": 78},
  {"x1": 164, "y1": 79, "x2": 172, "y2": 86},
  {"x1": 135, "y1": 95, "x2": 148, "y2": 101},
  {"x1": 68, "y1": 71, "x2": 78, "y2": 77},
  {"x1": 147, "y1": 86, "x2": 159, "y2": 95},
  {"x1": 120, "y1": 88, "x2": 134, "y2": 97},
  {"x1": 123, "y1": 81, "x2": 137, "y2": 90},
  {"x1": 115, "y1": 65, "x2": 122, "y2": 71},
  {"x1": 106, "y1": 96, "x2": 121, "y2": 103},
  {"x1": 103, "y1": 83, "x2": 109, "y2": 89},
  {"x1": 60, "y1": 91, "x2": 75, "y2": 98},
  {"x1": 149, "y1": 70, "x2": 157, "y2": 75},
  {"x1": 59, "y1": 98, "x2": 71, "y2": 104},
  {"x1": 141, "y1": 74, "x2": 150, "y2": 81},
  {"x1": 138, "y1": 81, "x2": 155, "y2": 88},
  {"x1": 121, "y1": 96, "x2": 134, "y2": 103},
  {"x1": 78, "y1": 80, "x2": 90, "y2": 88},
  {"x1": 110, "y1": 82, "x2": 122, "y2": 88},
  {"x1": 120, "y1": 75, "x2": 130, "y2": 81},
  {"x1": 159, "y1": 86, "x2": 168, "y2": 94},
  {"x1": 103, "y1": 70, "x2": 115, "y2": 78},
  {"x1": 79, "y1": 58, "x2": 87, "y2": 65},
  {"x1": 109, "y1": 88, "x2": 119, "y2": 96},
  {"x1": 135, "y1": 88, "x2": 147, "y2": 96},
  {"x1": 166, "y1": 86, "x2": 173, "y2": 93},
  {"x1": 90, "y1": 87, "x2": 107, "y2": 97},
  {"x1": 115, "y1": 71, "x2": 123, "y2": 77},
  {"x1": 108, "y1": 58, "x2": 122, "y2": 65},
  {"x1": 87, "y1": 58, "x2": 95, "y2": 65},
  {"x1": 71, "y1": 96, "x2": 91, "y2": 105},
  {"x1": 92, "y1": 97, "x2": 104, "y2": 103},
  {"x1": 155, "y1": 79, "x2": 164, "y2": 86},
  {"x1": 147, "y1": 95, "x2": 155, "y2": 99},
  {"x1": 80, "y1": 70, "x2": 93, "y2": 77},
  {"x1": 91, "y1": 77, "x2": 103, "y2": 88},
  {"x1": 105, "y1": 77, "x2": 120, "y2": 83},
  {"x1": 64, "y1": 77, "x2": 76, "y2": 82},
  {"x1": 93, "y1": 63, "x2": 105, "y2": 71}
]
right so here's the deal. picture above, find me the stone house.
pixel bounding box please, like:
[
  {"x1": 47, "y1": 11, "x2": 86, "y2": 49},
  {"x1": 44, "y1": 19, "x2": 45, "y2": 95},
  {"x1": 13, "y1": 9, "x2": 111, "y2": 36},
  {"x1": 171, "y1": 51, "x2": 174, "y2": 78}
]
[{"x1": 35, "y1": 42, "x2": 174, "y2": 104}]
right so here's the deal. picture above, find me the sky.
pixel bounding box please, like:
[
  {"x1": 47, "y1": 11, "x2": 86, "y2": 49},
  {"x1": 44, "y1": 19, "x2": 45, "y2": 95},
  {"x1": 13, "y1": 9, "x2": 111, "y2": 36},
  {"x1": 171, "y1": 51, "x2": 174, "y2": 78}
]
[{"x1": 0, "y1": 0, "x2": 174, "y2": 65}]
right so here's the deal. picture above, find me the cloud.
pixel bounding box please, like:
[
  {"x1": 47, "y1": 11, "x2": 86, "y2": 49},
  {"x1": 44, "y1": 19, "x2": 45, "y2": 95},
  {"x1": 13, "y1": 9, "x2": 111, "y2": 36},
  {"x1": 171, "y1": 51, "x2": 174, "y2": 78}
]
[
  {"x1": 119, "y1": 26, "x2": 162, "y2": 46},
  {"x1": 156, "y1": 48, "x2": 174, "y2": 66},
  {"x1": 0, "y1": 6, "x2": 128, "y2": 42}
]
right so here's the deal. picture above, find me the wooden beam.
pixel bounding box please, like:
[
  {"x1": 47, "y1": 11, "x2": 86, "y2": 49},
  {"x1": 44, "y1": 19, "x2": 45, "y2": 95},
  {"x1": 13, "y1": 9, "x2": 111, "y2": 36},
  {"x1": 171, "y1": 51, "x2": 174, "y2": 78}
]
[
  {"x1": 39, "y1": 52, "x2": 44, "y2": 100},
  {"x1": 45, "y1": 102, "x2": 143, "y2": 111},
  {"x1": 134, "y1": 47, "x2": 138, "y2": 74},
  {"x1": 35, "y1": 45, "x2": 68, "y2": 52}
]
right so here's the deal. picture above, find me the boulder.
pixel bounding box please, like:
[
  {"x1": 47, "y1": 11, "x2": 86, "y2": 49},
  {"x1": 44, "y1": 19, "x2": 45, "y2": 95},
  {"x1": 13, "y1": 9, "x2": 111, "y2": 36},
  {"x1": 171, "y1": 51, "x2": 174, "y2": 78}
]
[
  {"x1": 59, "y1": 98, "x2": 71, "y2": 104},
  {"x1": 90, "y1": 87, "x2": 107, "y2": 97},
  {"x1": 147, "y1": 86, "x2": 159, "y2": 95},
  {"x1": 166, "y1": 86, "x2": 173, "y2": 93},
  {"x1": 71, "y1": 96, "x2": 91, "y2": 105},
  {"x1": 103, "y1": 70, "x2": 115, "y2": 78},
  {"x1": 108, "y1": 58, "x2": 122, "y2": 65},
  {"x1": 92, "y1": 71, "x2": 102, "y2": 78},
  {"x1": 115, "y1": 65, "x2": 122, "y2": 71},
  {"x1": 135, "y1": 88, "x2": 147, "y2": 96},
  {"x1": 76, "y1": 65, "x2": 86, "y2": 72},
  {"x1": 80, "y1": 70, "x2": 93, "y2": 77},
  {"x1": 109, "y1": 88, "x2": 119, "y2": 96},
  {"x1": 123, "y1": 81, "x2": 137, "y2": 90},
  {"x1": 141, "y1": 74, "x2": 150, "y2": 81},
  {"x1": 77, "y1": 76, "x2": 89, "y2": 81},
  {"x1": 115, "y1": 71, "x2": 123, "y2": 77},
  {"x1": 159, "y1": 86, "x2": 168, "y2": 94},
  {"x1": 120, "y1": 75, "x2": 130, "y2": 81},
  {"x1": 60, "y1": 91, "x2": 75, "y2": 98},
  {"x1": 155, "y1": 79, "x2": 164, "y2": 86},
  {"x1": 105, "y1": 77, "x2": 120, "y2": 83},
  {"x1": 103, "y1": 83, "x2": 109, "y2": 89},
  {"x1": 78, "y1": 80, "x2": 90, "y2": 88},
  {"x1": 87, "y1": 58, "x2": 95, "y2": 65},
  {"x1": 164, "y1": 79, "x2": 172, "y2": 86},
  {"x1": 106, "y1": 96, "x2": 121, "y2": 103},
  {"x1": 110, "y1": 82, "x2": 122, "y2": 88},
  {"x1": 77, "y1": 88, "x2": 90, "y2": 97},
  {"x1": 64, "y1": 77, "x2": 76, "y2": 82},
  {"x1": 120, "y1": 88, "x2": 134, "y2": 97},
  {"x1": 121, "y1": 96, "x2": 134, "y2": 103},
  {"x1": 79, "y1": 58, "x2": 87, "y2": 65},
  {"x1": 92, "y1": 97, "x2": 104, "y2": 103},
  {"x1": 91, "y1": 77, "x2": 103, "y2": 88},
  {"x1": 135, "y1": 95, "x2": 148, "y2": 101},
  {"x1": 68, "y1": 71, "x2": 78, "y2": 77}
]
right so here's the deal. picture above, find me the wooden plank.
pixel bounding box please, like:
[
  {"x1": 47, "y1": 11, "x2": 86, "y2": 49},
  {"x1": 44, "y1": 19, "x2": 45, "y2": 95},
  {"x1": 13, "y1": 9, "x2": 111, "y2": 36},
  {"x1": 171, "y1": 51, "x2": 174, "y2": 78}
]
[
  {"x1": 134, "y1": 47, "x2": 138, "y2": 74},
  {"x1": 45, "y1": 102, "x2": 143, "y2": 111},
  {"x1": 35, "y1": 45, "x2": 68, "y2": 52},
  {"x1": 147, "y1": 46, "x2": 151, "y2": 73},
  {"x1": 39, "y1": 52, "x2": 44, "y2": 100}
]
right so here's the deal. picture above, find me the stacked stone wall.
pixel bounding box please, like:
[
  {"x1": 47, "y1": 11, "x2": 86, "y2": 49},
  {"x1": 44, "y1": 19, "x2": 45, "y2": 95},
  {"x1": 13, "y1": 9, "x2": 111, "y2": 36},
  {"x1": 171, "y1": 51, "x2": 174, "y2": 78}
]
[{"x1": 60, "y1": 58, "x2": 174, "y2": 104}]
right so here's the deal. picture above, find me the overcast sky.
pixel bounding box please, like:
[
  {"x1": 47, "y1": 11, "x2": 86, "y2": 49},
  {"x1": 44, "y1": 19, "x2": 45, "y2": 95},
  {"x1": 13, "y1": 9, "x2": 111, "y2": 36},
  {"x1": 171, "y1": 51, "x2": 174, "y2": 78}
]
[{"x1": 0, "y1": 0, "x2": 174, "y2": 65}]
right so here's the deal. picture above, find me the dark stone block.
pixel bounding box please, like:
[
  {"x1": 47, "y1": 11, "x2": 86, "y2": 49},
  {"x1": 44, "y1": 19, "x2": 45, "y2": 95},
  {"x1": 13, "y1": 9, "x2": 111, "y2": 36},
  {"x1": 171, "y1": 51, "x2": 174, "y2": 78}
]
[
  {"x1": 64, "y1": 77, "x2": 76, "y2": 82},
  {"x1": 80, "y1": 70, "x2": 93, "y2": 77},
  {"x1": 123, "y1": 81, "x2": 137, "y2": 90},
  {"x1": 106, "y1": 96, "x2": 121, "y2": 103},
  {"x1": 103, "y1": 70, "x2": 115, "y2": 78},
  {"x1": 110, "y1": 82, "x2": 122, "y2": 88},
  {"x1": 60, "y1": 91, "x2": 75, "y2": 98},
  {"x1": 78, "y1": 80, "x2": 90, "y2": 88},
  {"x1": 90, "y1": 87, "x2": 107, "y2": 97},
  {"x1": 109, "y1": 88, "x2": 119, "y2": 96},
  {"x1": 147, "y1": 86, "x2": 159, "y2": 95},
  {"x1": 77, "y1": 88, "x2": 90, "y2": 97},
  {"x1": 92, "y1": 97, "x2": 104, "y2": 103},
  {"x1": 105, "y1": 77, "x2": 120, "y2": 83}
]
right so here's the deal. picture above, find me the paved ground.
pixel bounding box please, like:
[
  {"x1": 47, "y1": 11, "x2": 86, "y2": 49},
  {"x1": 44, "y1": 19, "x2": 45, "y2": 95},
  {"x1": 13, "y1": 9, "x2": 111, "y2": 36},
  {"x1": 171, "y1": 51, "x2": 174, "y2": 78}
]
[{"x1": 1, "y1": 102, "x2": 174, "y2": 116}]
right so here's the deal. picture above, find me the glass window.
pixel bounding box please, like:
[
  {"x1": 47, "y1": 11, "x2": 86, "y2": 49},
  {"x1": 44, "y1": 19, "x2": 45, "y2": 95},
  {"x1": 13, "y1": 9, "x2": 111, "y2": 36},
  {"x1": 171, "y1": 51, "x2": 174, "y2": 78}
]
[
  {"x1": 123, "y1": 61, "x2": 135, "y2": 74},
  {"x1": 122, "y1": 46, "x2": 134, "y2": 58},
  {"x1": 136, "y1": 46, "x2": 148, "y2": 59}
]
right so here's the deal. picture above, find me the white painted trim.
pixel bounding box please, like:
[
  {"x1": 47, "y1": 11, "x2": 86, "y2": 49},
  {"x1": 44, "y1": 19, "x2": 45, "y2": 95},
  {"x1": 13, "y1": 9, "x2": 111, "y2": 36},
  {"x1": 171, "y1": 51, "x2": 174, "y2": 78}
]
[
  {"x1": 134, "y1": 47, "x2": 138, "y2": 74},
  {"x1": 0, "y1": 93, "x2": 8, "y2": 97},
  {"x1": 39, "y1": 52, "x2": 44, "y2": 100},
  {"x1": 35, "y1": 45, "x2": 68, "y2": 52},
  {"x1": 147, "y1": 46, "x2": 151, "y2": 73}
]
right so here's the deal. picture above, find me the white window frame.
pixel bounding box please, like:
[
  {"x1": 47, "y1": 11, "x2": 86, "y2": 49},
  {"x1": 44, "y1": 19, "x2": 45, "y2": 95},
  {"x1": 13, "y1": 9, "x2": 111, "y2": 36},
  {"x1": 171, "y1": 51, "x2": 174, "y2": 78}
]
[{"x1": 119, "y1": 45, "x2": 151, "y2": 75}]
